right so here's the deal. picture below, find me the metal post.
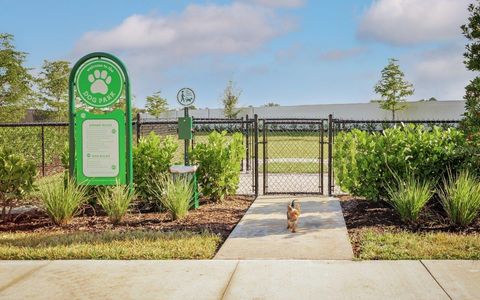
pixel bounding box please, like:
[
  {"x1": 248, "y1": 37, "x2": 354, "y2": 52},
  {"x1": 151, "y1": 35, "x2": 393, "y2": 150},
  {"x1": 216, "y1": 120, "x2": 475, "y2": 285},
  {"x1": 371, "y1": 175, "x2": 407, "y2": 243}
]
[
  {"x1": 136, "y1": 113, "x2": 141, "y2": 144},
  {"x1": 319, "y1": 121, "x2": 323, "y2": 194},
  {"x1": 245, "y1": 115, "x2": 250, "y2": 171},
  {"x1": 41, "y1": 125, "x2": 45, "y2": 177},
  {"x1": 241, "y1": 116, "x2": 244, "y2": 172},
  {"x1": 254, "y1": 114, "x2": 259, "y2": 197},
  {"x1": 328, "y1": 114, "x2": 333, "y2": 196},
  {"x1": 263, "y1": 119, "x2": 267, "y2": 194},
  {"x1": 320, "y1": 120, "x2": 325, "y2": 195},
  {"x1": 184, "y1": 107, "x2": 189, "y2": 165}
]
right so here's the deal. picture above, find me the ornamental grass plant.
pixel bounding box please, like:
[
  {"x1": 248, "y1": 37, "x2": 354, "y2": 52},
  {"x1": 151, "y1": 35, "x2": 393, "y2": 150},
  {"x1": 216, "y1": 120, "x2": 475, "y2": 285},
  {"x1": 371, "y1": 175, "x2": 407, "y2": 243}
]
[
  {"x1": 39, "y1": 178, "x2": 87, "y2": 226},
  {"x1": 97, "y1": 183, "x2": 135, "y2": 224},
  {"x1": 439, "y1": 170, "x2": 480, "y2": 227},
  {"x1": 386, "y1": 173, "x2": 434, "y2": 224},
  {"x1": 151, "y1": 175, "x2": 193, "y2": 220}
]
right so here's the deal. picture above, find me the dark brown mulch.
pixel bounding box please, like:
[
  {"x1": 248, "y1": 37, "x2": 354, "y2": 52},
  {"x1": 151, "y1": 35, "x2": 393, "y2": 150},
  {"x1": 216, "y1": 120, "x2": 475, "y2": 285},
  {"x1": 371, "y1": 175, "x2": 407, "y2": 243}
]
[
  {"x1": 338, "y1": 195, "x2": 480, "y2": 255},
  {"x1": 0, "y1": 196, "x2": 255, "y2": 241}
]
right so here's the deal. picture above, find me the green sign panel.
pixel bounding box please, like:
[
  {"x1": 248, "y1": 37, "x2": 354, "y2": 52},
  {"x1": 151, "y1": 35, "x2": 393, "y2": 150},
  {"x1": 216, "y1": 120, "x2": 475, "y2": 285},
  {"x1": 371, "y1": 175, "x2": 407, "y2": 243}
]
[
  {"x1": 75, "y1": 59, "x2": 124, "y2": 108},
  {"x1": 75, "y1": 110, "x2": 126, "y2": 185},
  {"x1": 69, "y1": 52, "x2": 133, "y2": 187}
]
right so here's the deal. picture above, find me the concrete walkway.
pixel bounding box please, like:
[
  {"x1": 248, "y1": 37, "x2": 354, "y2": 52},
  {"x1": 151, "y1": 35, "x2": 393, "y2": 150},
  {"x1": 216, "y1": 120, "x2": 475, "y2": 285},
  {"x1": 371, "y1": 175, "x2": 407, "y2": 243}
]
[
  {"x1": 215, "y1": 195, "x2": 353, "y2": 260},
  {"x1": 1, "y1": 260, "x2": 478, "y2": 299}
]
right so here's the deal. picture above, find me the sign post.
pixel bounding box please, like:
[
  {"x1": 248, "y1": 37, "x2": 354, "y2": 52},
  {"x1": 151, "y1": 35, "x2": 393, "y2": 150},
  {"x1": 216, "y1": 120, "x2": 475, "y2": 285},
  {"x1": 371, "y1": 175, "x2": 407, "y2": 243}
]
[
  {"x1": 68, "y1": 52, "x2": 133, "y2": 187},
  {"x1": 176, "y1": 87, "x2": 195, "y2": 165}
]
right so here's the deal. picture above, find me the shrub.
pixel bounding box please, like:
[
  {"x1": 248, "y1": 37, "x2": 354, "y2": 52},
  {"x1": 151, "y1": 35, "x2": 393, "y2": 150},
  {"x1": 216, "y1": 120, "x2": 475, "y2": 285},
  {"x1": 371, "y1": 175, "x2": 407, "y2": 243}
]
[
  {"x1": 334, "y1": 125, "x2": 466, "y2": 201},
  {"x1": 97, "y1": 183, "x2": 135, "y2": 224},
  {"x1": 0, "y1": 147, "x2": 37, "y2": 221},
  {"x1": 191, "y1": 131, "x2": 244, "y2": 202},
  {"x1": 386, "y1": 174, "x2": 434, "y2": 224},
  {"x1": 133, "y1": 132, "x2": 178, "y2": 205},
  {"x1": 439, "y1": 170, "x2": 480, "y2": 227},
  {"x1": 39, "y1": 178, "x2": 87, "y2": 226},
  {"x1": 151, "y1": 175, "x2": 193, "y2": 220}
]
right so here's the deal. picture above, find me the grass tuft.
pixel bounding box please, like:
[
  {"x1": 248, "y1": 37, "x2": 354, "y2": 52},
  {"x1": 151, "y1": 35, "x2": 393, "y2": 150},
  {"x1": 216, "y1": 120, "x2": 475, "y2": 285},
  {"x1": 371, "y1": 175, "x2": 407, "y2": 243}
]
[
  {"x1": 97, "y1": 183, "x2": 135, "y2": 224},
  {"x1": 386, "y1": 174, "x2": 434, "y2": 224},
  {"x1": 152, "y1": 175, "x2": 193, "y2": 220},
  {"x1": 439, "y1": 170, "x2": 480, "y2": 227},
  {"x1": 39, "y1": 178, "x2": 87, "y2": 226}
]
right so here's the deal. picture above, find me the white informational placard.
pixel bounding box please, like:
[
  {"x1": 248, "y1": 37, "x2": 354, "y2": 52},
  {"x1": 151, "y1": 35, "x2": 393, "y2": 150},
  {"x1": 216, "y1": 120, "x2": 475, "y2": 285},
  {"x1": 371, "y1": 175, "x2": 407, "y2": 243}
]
[{"x1": 82, "y1": 119, "x2": 119, "y2": 177}]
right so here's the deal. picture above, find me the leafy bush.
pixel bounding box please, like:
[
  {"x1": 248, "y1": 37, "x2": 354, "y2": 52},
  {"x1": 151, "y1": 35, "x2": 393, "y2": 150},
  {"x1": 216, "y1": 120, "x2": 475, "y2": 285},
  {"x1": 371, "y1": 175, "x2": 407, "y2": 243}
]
[
  {"x1": 39, "y1": 178, "x2": 87, "y2": 226},
  {"x1": 386, "y1": 174, "x2": 434, "y2": 224},
  {"x1": 133, "y1": 132, "x2": 178, "y2": 205},
  {"x1": 439, "y1": 170, "x2": 480, "y2": 227},
  {"x1": 151, "y1": 175, "x2": 193, "y2": 220},
  {"x1": 191, "y1": 131, "x2": 244, "y2": 202},
  {"x1": 97, "y1": 183, "x2": 135, "y2": 224},
  {"x1": 334, "y1": 125, "x2": 466, "y2": 201},
  {"x1": 0, "y1": 126, "x2": 68, "y2": 167},
  {"x1": 0, "y1": 147, "x2": 37, "y2": 221}
]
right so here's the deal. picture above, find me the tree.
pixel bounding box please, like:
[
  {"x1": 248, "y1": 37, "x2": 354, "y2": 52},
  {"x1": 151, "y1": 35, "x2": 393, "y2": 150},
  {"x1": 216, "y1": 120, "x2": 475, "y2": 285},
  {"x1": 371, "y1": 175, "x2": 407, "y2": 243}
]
[
  {"x1": 263, "y1": 102, "x2": 280, "y2": 107},
  {"x1": 0, "y1": 33, "x2": 33, "y2": 122},
  {"x1": 145, "y1": 91, "x2": 168, "y2": 117},
  {"x1": 374, "y1": 58, "x2": 414, "y2": 120},
  {"x1": 37, "y1": 60, "x2": 70, "y2": 121},
  {"x1": 222, "y1": 80, "x2": 241, "y2": 119},
  {"x1": 460, "y1": 1, "x2": 480, "y2": 171},
  {"x1": 461, "y1": 1, "x2": 480, "y2": 139}
]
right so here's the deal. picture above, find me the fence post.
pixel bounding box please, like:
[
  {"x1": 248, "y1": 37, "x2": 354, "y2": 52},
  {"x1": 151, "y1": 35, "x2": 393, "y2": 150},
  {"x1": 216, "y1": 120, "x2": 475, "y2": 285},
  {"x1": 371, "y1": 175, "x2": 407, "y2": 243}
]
[
  {"x1": 136, "y1": 113, "x2": 141, "y2": 144},
  {"x1": 254, "y1": 114, "x2": 259, "y2": 197},
  {"x1": 41, "y1": 125, "x2": 45, "y2": 177},
  {"x1": 245, "y1": 115, "x2": 250, "y2": 171},
  {"x1": 328, "y1": 114, "x2": 333, "y2": 196}
]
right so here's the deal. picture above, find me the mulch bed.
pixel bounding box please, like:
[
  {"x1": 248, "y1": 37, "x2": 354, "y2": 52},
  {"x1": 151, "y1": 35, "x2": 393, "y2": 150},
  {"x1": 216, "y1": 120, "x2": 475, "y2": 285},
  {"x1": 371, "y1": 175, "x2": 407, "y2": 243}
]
[
  {"x1": 0, "y1": 196, "x2": 255, "y2": 241},
  {"x1": 338, "y1": 195, "x2": 480, "y2": 255}
]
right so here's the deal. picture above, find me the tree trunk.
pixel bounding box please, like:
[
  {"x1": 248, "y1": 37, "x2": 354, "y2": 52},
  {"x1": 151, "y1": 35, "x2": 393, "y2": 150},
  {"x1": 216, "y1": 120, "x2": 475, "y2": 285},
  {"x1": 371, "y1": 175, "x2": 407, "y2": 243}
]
[{"x1": 392, "y1": 109, "x2": 396, "y2": 121}]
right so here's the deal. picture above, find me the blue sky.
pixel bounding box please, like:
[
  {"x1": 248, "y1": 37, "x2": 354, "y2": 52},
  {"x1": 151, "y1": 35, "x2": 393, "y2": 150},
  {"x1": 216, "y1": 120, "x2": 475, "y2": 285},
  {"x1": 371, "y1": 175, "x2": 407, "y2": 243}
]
[{"x1": 0, "y1": 0, "x2": 474, "y2": 109}]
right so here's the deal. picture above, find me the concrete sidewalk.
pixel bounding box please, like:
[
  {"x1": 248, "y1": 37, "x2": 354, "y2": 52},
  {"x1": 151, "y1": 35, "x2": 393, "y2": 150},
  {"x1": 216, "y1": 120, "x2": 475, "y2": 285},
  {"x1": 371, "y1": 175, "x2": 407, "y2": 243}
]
[
  {"x1": 215, "y1": 195, "x2": 353, "y2": 260},
  {"x1": 0, "y1": 260, "x2": 478, "y2": 300}
]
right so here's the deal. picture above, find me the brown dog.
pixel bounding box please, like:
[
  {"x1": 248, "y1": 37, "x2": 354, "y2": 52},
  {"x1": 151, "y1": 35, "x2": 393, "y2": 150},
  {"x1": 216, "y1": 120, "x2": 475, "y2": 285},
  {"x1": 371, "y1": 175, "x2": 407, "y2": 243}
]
[{"x1": 287, "y1": 200, "x2": 301, "y2": 233}]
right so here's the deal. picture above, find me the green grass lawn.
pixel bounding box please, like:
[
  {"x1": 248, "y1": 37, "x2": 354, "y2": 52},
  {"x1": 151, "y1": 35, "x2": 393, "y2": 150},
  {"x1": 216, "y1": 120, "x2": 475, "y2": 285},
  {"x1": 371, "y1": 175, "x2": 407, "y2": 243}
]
[
  {"x1": 0, "y1": 230, "x2": 221, "y2": 260},
  {"x1": 358, "y1": 229, "x2": 480, "y2": 260}
]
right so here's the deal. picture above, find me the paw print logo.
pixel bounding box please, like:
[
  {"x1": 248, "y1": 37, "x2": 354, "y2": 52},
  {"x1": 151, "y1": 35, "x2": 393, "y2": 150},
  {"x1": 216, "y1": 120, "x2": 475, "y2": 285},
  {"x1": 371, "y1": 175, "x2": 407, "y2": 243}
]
[{"x1": 88, "y1": 69, "x2": 111, "y2": 95}]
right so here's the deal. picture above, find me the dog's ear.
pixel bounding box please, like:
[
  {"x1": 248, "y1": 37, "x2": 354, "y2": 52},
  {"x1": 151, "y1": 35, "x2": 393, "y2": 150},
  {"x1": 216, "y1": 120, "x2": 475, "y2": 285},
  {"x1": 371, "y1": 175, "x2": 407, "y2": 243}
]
[{"x1": 287, "y1": 205, "x2": 293, "y2": 212}]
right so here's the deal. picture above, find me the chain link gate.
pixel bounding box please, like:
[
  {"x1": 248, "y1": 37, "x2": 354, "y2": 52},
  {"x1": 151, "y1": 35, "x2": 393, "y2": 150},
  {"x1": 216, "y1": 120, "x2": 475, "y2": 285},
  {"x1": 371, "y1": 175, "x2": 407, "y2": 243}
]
[{"x1": 260, "y1": 118, "x2": 331, "y2": 195}]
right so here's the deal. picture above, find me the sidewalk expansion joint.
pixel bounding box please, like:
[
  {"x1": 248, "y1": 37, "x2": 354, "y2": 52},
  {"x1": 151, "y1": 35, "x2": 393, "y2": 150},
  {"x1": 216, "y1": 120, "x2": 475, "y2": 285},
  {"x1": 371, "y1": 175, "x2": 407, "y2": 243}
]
[
  {"x1": 0, "y1": 261, "x2": 51, "y2": 294},
  {"x1": 420, "y1": 260, "x2": 452, "y2": 300},
  {"x1": 219, "y1": 261, "x2": 239, "y2": 300}
]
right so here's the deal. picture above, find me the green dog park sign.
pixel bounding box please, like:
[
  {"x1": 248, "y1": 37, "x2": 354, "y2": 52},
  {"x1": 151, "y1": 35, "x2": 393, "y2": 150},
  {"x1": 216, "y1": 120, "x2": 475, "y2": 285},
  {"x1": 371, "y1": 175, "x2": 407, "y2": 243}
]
[{"x1": 68, "y1": 52, "x2": 133, "y2": 186}]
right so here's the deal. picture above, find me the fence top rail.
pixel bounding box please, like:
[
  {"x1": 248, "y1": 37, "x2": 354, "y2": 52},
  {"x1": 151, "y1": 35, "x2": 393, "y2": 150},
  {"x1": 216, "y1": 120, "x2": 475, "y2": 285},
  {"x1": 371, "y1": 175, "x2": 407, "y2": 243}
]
[
  {"x1": 333, "y1": 119, "x2": 461, "y2": 124},
  {"x1": 0, "y1": 122, "x2": 69, "y2": 127},
  {"x1": 262, "y1": 119, "x2": 328, "y2": 123}
]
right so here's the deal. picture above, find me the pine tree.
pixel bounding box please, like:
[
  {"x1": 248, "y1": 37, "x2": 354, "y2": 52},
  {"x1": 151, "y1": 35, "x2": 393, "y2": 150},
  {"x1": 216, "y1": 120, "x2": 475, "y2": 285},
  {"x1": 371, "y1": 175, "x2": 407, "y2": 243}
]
[
  {"x1": 222, "y1": 80, "x2": 241, "y2": 119},
  {"x1": 145, "y1": 91, "x2": 168, "y2": 118},
  {"x1": 374, "y1": 58, "x2": 414, "y2": 120}
]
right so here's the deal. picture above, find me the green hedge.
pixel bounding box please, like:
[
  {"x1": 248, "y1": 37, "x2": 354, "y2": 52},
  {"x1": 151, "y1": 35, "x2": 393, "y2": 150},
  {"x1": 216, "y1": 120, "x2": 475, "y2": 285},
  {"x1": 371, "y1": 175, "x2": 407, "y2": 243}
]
[{"x1": 334, "y1": 125, "x2": 466, "y2": 201}]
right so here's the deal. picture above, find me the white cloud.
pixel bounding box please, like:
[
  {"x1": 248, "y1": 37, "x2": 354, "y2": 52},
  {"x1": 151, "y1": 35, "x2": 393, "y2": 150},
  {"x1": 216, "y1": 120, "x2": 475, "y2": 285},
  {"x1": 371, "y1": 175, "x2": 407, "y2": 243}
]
[
  {"x1": 242, "y1": 0, "x2": 304, "y2": 8},
  {"x1": 74, "y1": 2, "x2": 295, "y2": 66},
  {"x1": 411, "y1": 45, "x2": 472, "y2": 99},
  {"x1": 358, "y1": 0, "x2": 470, "y2": 45}
]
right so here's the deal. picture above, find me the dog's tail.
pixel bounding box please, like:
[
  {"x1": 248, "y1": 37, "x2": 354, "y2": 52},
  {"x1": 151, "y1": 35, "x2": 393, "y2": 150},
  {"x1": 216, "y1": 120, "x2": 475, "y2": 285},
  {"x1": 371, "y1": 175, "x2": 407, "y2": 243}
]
[{"x1": 290, "y1": 199, "x2": 296, "y2": 208}]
